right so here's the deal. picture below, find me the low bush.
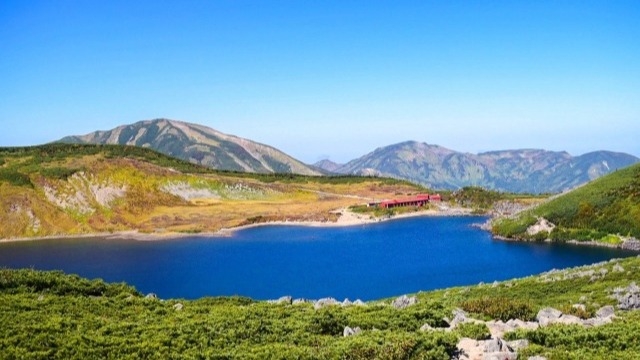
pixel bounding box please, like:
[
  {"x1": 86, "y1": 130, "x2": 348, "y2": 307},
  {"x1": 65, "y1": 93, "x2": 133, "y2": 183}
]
[
  {"x1": 460, "y1": 296, "x2": 536, "y2": 322},
  {"x1": 456, "y1": 322, "x2": 491, "y2": 340}
]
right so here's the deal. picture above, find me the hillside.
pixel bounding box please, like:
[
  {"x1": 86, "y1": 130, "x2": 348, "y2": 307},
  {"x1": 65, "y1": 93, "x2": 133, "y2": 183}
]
[
  {"x1": 60, "y1": 119, "x2": 322, "y2": 175},
  {"x1": 492, "y1": 162, "x2": 640, "y2": 244},
  {"x1": 3, "y1": 252, "x2": 640, "y2": 358},
  {"x1": 0, "y1": 144, "x2": 425, "y2": 240},
  {"x1": 333, "y1": 141, "x2": 639, "y2": 193}
]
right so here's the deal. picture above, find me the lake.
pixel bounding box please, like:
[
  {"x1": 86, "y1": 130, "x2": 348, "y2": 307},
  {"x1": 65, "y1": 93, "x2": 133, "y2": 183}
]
[{"x1": 0, "y1": 216, "x2": 635, "y2": 300}]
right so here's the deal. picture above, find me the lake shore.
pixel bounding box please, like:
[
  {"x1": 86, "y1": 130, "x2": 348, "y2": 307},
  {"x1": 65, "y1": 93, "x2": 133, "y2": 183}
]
[{"x1": 0, "y1": 206, "x2": 475, "y2": 243}]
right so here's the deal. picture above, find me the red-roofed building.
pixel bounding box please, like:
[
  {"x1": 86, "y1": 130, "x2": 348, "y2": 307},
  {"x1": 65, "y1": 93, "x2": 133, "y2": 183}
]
[{"x1": 377, "y1": 194, "x2": 440, "y2": 209}]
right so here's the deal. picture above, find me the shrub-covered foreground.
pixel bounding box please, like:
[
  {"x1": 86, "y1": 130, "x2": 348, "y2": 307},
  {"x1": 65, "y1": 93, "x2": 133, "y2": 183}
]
[
  {"x1": 3, "y1": 255, "x2": 640, "y2": 359},
  {"x1": 0, "y1": 269, "x2": 457, "y2": 359}
]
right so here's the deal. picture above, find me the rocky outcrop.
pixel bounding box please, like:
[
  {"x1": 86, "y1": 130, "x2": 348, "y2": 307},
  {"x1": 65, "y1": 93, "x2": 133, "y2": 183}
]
[
  {"x1": 611, "y1": 282, "x2": 640, "y2": 310},
  {"x1": 391, "y1": 295, "x2": 418, "y2": 309},
  {"x1": 526, "y1": 218, "x2": 555, "y2": 236},
  {"x1": 313, "y1": 298, "x2": 340, "y2": 309},
  {"x1": 343, "y1": 326, "x2": 362, "y2": 337},
  {"x1": 535, "y1": 307, "x2": 562, "y2": 326},
  {"x1": 621, "y1": 239, "x2": 640, "y2": 251}
]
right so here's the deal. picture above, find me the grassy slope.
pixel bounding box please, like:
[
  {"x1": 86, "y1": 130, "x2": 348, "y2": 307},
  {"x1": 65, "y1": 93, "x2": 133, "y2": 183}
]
[
  {"x1": 3, "y1": 256, "x2": 640, "y2": 358},
  {"x1": 0, "y1": 144, "x2": 426, "y2": 239},
  {"x1": 492, "y1": 163, "x2": 640, "y2": 242}
]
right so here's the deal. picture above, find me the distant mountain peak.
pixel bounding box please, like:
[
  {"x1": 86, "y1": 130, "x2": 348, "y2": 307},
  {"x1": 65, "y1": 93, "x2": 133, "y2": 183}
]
[
  {"x1": 313, "y1": 159, "x2": 343, "y2": 173},
  {"x1": 334, "y1": 140, "x2": 639, "y2": 193},
  {"x1": 60, "y1": 119, "x2": 321, "y2": 175}
]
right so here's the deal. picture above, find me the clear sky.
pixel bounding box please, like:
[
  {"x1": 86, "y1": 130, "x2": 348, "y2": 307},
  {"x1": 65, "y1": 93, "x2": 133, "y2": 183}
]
[{"x1": 1, "y1": 1, "x2": 639, "y2": 163}]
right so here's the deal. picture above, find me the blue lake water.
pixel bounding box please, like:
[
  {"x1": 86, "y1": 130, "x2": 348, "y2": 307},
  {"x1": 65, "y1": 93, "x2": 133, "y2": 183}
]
[{"x1": 0, "y1": 216, "x2": 635, "y2": 300}]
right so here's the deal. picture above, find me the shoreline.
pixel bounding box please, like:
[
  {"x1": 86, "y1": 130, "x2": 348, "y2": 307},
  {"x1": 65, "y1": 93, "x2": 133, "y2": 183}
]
[{"x1": 0, "y1": 206, "x2": 476, "y2": 243}]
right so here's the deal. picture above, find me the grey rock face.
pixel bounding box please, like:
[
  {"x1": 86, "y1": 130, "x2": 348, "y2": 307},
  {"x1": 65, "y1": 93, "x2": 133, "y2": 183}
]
[
  {"x1": 391, "y1": 295, "x2": 418, "y2": 309},
  {"x1": 618, "y1": 293, "x2": 640, "y2": 310},
  {"x1": 611, "y1": 282, "x2": 640, "y2": 310},
  {"x1": 484, "y1": 337, "x2": 512, "y2": 353}
]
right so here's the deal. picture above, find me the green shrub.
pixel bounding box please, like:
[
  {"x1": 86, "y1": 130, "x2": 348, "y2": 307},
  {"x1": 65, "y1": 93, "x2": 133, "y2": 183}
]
[
  {"x1": 456, "y1": 322, "x2": 491, "y2": 340},
  {"x1": 460, "y1": 296, "x2": 536, "y2": 321},
  {"x1": 308, "y1": 308, "x2": 347, "y2": 336}
]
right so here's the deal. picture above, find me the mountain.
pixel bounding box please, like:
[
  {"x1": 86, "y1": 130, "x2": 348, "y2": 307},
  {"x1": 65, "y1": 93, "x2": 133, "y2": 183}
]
[
  {"x1": 60, "y1": 119, "x2": 321, "y2": 176},
  {"x1": 313, "y1": 159, "x2": 343, "y2": 173},
  {"x1": 492, "y1": 162, "x2": 640, "y2": 243},
  {"x1": 334, "y1": 141, "x2": 639, "y2": 193}
]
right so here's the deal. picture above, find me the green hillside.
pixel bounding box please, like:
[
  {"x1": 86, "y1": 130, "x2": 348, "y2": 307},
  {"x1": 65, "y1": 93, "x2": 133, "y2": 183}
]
[
  {"x1": 492, "y1": 163, "x2": 640, "y2": 243},
  {"x1": 0, "y1": 144, "x2": 425, "y2": 239}
]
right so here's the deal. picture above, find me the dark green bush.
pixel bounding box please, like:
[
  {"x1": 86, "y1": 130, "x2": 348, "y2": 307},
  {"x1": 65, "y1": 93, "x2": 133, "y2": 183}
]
[{"x1": 460, "y1": 296, "x2": 536, "y2": 321}]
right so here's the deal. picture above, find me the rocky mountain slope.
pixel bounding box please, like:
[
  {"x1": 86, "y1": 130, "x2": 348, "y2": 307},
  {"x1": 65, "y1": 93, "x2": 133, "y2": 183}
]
[
  {"x1": 60, "y1": 119, "x2": 321, "y2": 175},
  {"x1": 331, "y1": 141, "x2": 639, "y2": 193}
]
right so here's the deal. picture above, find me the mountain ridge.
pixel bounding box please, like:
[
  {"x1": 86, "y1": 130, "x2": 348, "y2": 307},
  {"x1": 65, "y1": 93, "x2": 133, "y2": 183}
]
[
  {"x1": 325, "y1": 140, "x2": 639, "y2": 193},
  {"x1": 60, "y1": 119, "x2": 322, "y2": 176}
]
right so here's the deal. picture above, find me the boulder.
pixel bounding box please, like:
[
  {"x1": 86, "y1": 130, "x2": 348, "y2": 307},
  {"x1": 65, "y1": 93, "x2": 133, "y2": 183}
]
[
  {"x1": 582, "y1": 317, "x2": 613, "y2": 327},
  {"x1": 144, "y1": 293, "x2": 158, "y2": 300},
  {"x1": 618, "y1": 293, "x2": 640, "y2": 310},
  {"x1": 419, "y1": 323, "x2": 433, "y2": 332},
  {"x1": 314, "y1": 297, "x2": 340, "y2": 309},
  {"x1": 613, "y1": 264, "x2": 625, "y2": 273},
  {"x1": 555, "y1": 314, "x2": 582, "y2": 325},
  {"x1": 173, "y1": 303, "x2": 183, "y2": 311},
  {"x1": 596, "y1": 305, "x2": 615, "y2": 319},
  {"x1": 447, "y1": 309, "x2": 469, "y2": 328},
  {"x1": 342, "y1": 298, "x2": 352, "y2": 307},
  {"x1": 536, "y1": 307, "x2": 562, "y2": 326},
  {"x1": 391, "y1": 295, "x2": 418, "y2": 309},
  {"x1": 484, "y1": 337, "x2": 512, "y2": 353},
  {"x1": 343, "y1": 326, "x2": 362, "y2": 337},
  {"x1": 507, "y1": 339, "x2": 529, "y2": 351}
]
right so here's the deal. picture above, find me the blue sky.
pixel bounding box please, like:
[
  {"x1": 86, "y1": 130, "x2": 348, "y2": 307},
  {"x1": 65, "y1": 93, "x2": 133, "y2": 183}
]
[{"x1": 1, "y1": 1, "x2": 639, "y2": 163}]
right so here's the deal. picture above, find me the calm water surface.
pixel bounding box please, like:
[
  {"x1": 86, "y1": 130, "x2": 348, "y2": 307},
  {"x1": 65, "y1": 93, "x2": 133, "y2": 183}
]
[{"x1": 0, "y1": 216, "x2": 634, "y2": 300}]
